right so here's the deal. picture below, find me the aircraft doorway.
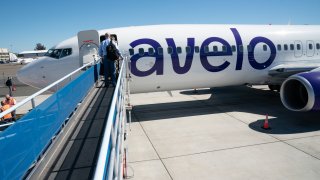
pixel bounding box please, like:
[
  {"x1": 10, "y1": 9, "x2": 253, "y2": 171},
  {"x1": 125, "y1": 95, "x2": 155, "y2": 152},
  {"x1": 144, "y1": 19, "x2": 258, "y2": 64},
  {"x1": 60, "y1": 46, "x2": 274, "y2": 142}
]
[
  {"x1": 306, "y1": 40, "x2": 315, "y2": 57},
  {"x1": 100, "y1": 34, "x2": 118, "y2": 45},
  {"x1": 77, "y1": 30, "x2": 100, "y2": 67}
]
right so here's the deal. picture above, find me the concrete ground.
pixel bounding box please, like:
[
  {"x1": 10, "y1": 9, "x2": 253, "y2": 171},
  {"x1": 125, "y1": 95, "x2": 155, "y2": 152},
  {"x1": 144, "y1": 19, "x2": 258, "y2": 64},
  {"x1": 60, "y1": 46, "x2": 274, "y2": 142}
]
[{"x1": 126, "y1": 85, "x2": 320, "y2": 180}]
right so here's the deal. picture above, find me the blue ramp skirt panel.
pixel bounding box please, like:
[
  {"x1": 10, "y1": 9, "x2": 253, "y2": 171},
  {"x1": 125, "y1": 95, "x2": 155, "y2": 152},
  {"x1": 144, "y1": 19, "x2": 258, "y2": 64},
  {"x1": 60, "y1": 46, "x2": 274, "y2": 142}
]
[{"x1": 0, "y1": 63, "x2": 99, "y2": 179}]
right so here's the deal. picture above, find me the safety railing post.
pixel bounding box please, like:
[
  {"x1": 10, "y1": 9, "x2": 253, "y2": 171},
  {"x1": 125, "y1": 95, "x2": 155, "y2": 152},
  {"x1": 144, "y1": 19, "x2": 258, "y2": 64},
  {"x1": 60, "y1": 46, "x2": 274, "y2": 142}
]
[{"x1": 31, "y1": 98, "x2": 36, "y2": 109}]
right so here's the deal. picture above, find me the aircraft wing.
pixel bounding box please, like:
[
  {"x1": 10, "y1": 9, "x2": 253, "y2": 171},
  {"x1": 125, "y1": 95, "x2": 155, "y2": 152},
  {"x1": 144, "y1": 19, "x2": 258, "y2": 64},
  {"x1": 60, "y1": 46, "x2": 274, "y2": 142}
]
[{"x1": 268, "y1": 63, "x2": 320, "y2": 78}]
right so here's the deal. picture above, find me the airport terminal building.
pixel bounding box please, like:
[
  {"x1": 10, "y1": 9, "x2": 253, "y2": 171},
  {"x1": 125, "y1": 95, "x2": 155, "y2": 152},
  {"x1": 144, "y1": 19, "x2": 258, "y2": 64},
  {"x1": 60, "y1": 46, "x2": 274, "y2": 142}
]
[{"x1": 0, "y1": 48, "x2": 9, "y2": 62}]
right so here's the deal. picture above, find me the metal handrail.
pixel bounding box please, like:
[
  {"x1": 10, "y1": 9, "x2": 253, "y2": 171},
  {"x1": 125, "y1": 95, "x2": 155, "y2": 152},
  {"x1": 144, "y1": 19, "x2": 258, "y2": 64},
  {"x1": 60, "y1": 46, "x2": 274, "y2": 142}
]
[
  {"x1": 94, "y1": 57, "x2": 127, "y2": 180},
  {"x1": 0, "y1": 59, "x2": 99, "y2": 121}
]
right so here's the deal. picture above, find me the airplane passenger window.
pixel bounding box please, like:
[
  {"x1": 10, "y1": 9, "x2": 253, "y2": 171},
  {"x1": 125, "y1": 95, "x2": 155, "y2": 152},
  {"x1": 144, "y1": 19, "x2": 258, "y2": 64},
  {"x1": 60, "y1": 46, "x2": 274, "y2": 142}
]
[
  {"x1": 239, "y1": 45, "x2": 243, "y2": 52},
  {"x1": 177, "y1": 47, "x2": 182, "y2": 54},
  {"x1": 277, "y1": 44, "x2": 281, "y2": 51},
  {"x1": 148, "y1": 48, "x2": 154, "y2": 55},
  {"x1": 284, "y1": 44, "x2": 288, "y2": 51},
  {"x1": 139, "y1": 48, "x2": 144, "y2": 56},
  {"x1": 158, "y1": 47, "x2": 163, "y2": 55},
  {"x1": 309, "y1": 44, "x2": 313, "y2": 50},
  {"x1": 213, "y1": 46, "x2": 218, "y2": 52},
  {"x1": 129, "y1": 49, "x2": 134, "y2": 56},
  {"x1": 317, "y1": 43, "x2": 320, "y2": 50},
  {"x1": 204, "y1": 46, "x2": 209, "y2": 53},
  {"x1": 167, "y1": 47, "x2": 173, "y2": 54},
  {"x1": 194, "y1": 46, "x2": 200, "y2": 53},
  {"x1": 247, "y1": 45, "x2": 252, "y2": 52},
  {"x1": 263, "y1": 45, "x2": 267, "y2": 51},
  {"x1": 297, "y1": 44, "x2": 301, "y2": 50},
  {"x1": 222, "y1": 46, "x2": 227, "y2": 52},
  {"x1": 290, "y1": 44, "x2": 294, "y2": 51},
  {"x1": 231, "y1": 45, "x2": 236, "y2": 52},
  {"x1": 185, "y1": 46, "x2": 191, "y2": 54},
  {"x1": 60, "y1": 48, "x2": 72, "y2": 58}
]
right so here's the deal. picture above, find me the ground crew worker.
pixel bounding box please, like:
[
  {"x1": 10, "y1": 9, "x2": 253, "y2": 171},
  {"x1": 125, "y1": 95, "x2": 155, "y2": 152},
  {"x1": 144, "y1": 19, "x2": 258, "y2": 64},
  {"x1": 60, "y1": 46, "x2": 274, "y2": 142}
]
[
  {"x1": 0, "y1": 101, "x2": 13, "y2": 122},
  {"x1": 3, "y1": 94, "x2": 16, "y2": 106},
  {"x1": 3, "y1": 94, "x2": 17, "y2": 120}
]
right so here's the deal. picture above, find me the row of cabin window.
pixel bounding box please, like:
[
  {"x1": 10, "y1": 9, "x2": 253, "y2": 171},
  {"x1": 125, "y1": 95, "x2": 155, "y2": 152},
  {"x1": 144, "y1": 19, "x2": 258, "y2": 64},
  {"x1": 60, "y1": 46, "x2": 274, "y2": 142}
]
[
  {"x1": 129, "y1": 43, "x2": 320, "y2": 56},
  {"x1": 279, "y1": 43, "x2": 320, "y2": 51},
  {"x1": 129, "y1": 45, "x2": 250, "y2": 56}
]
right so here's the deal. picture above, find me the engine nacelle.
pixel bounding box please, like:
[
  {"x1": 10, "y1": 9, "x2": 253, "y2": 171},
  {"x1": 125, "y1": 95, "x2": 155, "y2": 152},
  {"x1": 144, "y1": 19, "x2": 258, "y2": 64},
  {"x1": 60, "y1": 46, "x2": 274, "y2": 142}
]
[{"x1": 280, "y1": 71, "x2": 320, "y2": 112}]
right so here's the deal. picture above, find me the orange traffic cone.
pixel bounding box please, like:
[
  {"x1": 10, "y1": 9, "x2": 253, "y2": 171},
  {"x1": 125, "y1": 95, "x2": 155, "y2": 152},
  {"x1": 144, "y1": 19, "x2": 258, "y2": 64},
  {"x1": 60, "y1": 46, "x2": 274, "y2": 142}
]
[{"x1": 262, "y1": 114, "x2": 271, "y2": 130}]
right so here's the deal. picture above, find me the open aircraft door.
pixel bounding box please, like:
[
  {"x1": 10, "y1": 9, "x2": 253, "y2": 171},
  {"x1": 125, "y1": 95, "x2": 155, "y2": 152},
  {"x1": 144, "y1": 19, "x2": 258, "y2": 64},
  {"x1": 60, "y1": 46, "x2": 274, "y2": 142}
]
[{"x1": 77, "y1": 30, "x2": 100, "y2": 67}]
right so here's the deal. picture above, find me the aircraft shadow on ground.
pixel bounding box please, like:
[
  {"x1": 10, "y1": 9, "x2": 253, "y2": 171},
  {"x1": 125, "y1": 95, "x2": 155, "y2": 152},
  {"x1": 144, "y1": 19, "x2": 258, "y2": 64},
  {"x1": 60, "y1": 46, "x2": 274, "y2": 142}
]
[
  {"x1": 132, "y1": 86, "x2": 320, "y2": 135},
  {"x1": 179, "y1": 88, "x2": 214, "y2": 95}
]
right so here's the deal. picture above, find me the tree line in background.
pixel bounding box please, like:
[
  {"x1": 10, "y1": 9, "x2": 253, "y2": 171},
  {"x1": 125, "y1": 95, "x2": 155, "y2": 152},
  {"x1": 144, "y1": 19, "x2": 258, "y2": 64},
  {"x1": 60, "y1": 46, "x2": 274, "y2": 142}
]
[{"x1": 34, "y1": 43, "x2": 46, "y2": 50}]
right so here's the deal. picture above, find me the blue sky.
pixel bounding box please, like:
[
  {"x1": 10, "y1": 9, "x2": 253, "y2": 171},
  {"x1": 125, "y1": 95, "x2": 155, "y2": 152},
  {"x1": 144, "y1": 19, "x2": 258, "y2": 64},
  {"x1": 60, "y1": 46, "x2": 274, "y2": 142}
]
[{"x1": 1, "y1": 0, "x2": 320, "y2": 53}]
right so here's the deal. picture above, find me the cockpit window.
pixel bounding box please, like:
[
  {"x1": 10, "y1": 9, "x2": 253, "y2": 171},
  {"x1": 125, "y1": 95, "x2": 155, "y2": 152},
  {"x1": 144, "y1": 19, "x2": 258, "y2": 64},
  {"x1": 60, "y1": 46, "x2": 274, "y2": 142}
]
[
  {"x1": 45, "y1": 48, "x2": 72, "y2": 59},
  {"x1": 60, "y1": 48, "x2": 72, "y2": 58}
]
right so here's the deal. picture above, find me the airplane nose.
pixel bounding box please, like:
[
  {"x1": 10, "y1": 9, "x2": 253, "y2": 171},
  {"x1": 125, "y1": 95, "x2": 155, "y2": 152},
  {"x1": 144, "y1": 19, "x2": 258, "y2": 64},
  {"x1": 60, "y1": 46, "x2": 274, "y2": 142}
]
[
  {"x1": 17, "y1": 64, "x2": 34, "y2": 86},
  {"x1": 17, "y1": 61, "x2": 44, "y2": 89}
]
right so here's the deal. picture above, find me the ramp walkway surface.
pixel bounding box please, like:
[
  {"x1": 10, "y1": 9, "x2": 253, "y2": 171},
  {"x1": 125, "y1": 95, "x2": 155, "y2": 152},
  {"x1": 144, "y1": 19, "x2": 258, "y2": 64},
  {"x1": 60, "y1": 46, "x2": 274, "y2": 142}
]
[{"x1": 32, "y1": 84, "x2": 115, "y2": 180}]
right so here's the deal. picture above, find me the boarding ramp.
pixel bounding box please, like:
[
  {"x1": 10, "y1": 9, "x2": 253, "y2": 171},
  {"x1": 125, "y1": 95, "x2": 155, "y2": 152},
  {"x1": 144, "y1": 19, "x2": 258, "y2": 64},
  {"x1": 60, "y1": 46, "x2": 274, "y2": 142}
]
[{"x1": 0, "y1": 56, "x2": 130, "y2": 179}]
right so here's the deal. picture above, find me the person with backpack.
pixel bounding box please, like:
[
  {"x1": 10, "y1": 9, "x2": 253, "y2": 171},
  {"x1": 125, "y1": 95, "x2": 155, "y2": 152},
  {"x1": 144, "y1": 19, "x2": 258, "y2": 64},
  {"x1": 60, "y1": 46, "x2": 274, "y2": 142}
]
[{"x1": 98, "y1": 33, "x2": 122, "y2": 87}]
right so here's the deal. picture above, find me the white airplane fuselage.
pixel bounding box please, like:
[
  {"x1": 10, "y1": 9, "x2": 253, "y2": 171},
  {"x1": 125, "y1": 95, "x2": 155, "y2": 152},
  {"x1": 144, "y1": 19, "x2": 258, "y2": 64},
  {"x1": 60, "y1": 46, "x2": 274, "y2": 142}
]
[{"x1": 18, "y1": 25, "x2": 320, "y2": 94}]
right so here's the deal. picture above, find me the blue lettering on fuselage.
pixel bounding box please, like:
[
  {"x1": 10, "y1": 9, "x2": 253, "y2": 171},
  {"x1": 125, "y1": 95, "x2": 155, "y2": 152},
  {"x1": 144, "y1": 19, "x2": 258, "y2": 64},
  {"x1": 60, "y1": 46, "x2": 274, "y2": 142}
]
[
  {"x1": 166, "y1": 38, "x2": 195, "y2": 74},
  {"x1": 130, "y1": 38, "x2": 163, "y2": 76},
  {"x1": 231, "y1": 28, "x2": 244, "y2": 70},
  {"x1": 248, "y1": 37, "x2": 277, "y2": 70},
  {"x1": 200, "y1": 37, "x2": 232, "y2": 72},
  {"x1": 129, "y1": 28, "x2": 276, "y2": 77}
]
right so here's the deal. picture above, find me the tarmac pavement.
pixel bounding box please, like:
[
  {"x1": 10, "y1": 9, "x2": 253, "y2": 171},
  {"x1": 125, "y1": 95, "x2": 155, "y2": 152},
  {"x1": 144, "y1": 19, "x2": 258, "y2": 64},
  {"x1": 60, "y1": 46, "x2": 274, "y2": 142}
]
[{"x1": 126, "y1": 86, "x2": 320, "y2": 180}]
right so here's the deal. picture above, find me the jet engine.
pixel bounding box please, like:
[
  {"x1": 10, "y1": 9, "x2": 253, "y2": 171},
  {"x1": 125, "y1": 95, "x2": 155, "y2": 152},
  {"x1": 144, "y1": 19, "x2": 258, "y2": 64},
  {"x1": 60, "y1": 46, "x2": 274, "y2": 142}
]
[{"x1": 280, "y1": 71, "x2": 320, "y2": 112}]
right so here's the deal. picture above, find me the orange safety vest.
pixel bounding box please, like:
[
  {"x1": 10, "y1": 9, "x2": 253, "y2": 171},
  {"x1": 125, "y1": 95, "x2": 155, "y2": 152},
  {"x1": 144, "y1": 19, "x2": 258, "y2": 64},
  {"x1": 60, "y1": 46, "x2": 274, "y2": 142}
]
[
  {"x1": 1, "y1": 104, "x2": 12, "y2": 120},
  {"x1": 4, "y1": 97, "x2": 16, "y2": 106}
]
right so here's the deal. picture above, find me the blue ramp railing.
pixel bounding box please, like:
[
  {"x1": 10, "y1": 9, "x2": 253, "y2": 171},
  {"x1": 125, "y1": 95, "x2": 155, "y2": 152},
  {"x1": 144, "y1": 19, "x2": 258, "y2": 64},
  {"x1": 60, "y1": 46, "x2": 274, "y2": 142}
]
[
  {"x1": 0, "y1": 60, "x2": 100, "y2": 179},
  {"x1": 94, "y1": 57, "x2": 128, "y2": 180}
]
